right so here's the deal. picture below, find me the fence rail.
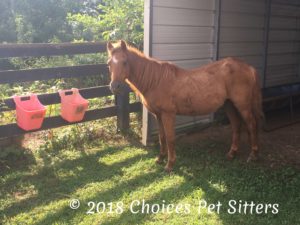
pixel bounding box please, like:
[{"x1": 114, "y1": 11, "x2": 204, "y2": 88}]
[
  {"x1": 0, "y1": 42, "x2": 141, "y2": 139},
  {"x1": 0, "y1": 64, "x2": 108, "y2": 84},
  {"x1": 0, "y1": 42, "x2": 107, "y2": 58}
]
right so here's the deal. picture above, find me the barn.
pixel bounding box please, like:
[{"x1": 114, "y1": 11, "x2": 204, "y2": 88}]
[{"x1": 142, "y1": 0, "x2": 300, "y2": 144}]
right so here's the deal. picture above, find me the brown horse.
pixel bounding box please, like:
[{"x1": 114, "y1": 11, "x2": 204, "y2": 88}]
[{"x1": 107, "y1": 40, "x2": 263, "y2": 172}]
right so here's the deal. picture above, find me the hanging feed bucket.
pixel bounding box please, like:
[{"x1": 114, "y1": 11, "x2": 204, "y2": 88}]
[
  {"x1": 13, "y1": 94, "x2": 46, "y2": 131},
  {"x1": 59, "y1": 88, "x2": 89, "y2": 122}
]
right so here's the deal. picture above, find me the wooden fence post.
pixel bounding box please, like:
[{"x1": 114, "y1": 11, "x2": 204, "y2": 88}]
[{"x1": 116, "y1": 90, "x2": 130, "y2": 131}]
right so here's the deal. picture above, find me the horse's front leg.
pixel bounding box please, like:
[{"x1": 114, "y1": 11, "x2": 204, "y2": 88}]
[
  {"x1": 160, "y1": 113, "x2": 176, "y2": 172},
  {"x1": 155, "y1": 114, "x2": 167, "y2": 164}
]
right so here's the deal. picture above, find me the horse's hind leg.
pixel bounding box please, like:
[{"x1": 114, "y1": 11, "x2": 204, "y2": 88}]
[
  {"x1": 224, "y1": 101, "x2": 242, "y2": 160},
  {"x1": 236, "y1": 108, "x2": 259, "y2": 162}
]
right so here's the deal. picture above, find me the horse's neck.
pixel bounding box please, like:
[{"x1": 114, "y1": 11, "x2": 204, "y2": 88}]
[{"x1": 127, "y1": 52, "x2": 163, "y2": 96}]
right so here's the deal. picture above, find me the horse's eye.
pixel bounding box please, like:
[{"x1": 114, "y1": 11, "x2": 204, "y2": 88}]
[{"x1": 123, "y1": 61, "x2": 127, "y2": 66}]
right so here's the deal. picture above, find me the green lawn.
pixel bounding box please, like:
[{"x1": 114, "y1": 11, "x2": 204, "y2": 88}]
[{"x1": 0, "y1": 125, "x2": 299, "y2": 225}]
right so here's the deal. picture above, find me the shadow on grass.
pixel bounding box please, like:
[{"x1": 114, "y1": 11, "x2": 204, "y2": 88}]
[
  {"x1": 37, "y1": 168, "x2": 166, "y2": 224},
  {"x1": 0, "y1": 144, "x2": 36, "y2": 174},
  {"x1": 174, "y1": 141, "x2": 300, "y2": 225},
  {"x1": 99, "y1": 140, "x2": 299, "y2": 225},
  {"x1": 0, "y1": 142, "x2": 152, "y2": 221}
]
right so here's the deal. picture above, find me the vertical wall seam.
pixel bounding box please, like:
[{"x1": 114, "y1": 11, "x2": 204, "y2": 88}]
[
  {"x1": 213, "y1": 0, "x2": 221, "y2": 61},
  {"x1": 262, "y1": 0, "x2": 272, "y2": 88}
]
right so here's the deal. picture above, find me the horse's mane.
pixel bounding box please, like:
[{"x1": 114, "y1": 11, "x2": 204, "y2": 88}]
[
  {"x1": 109, "y1": 41, "x2": 180, "y2": 96},
  {"x1": 110, "y1": 42, "x2": 145, "y2": 58},
  {"x1": 112, "y1": 42, "x2": 179, "y2": 94}
]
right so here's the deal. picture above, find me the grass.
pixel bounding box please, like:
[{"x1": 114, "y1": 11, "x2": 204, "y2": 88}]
[{"x1": 0, "y1": 124, "x2": 299, "y2": 225}]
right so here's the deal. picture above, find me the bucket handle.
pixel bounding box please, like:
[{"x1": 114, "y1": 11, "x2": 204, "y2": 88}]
[
  {"x1": 58, "y1": 88, "x2": 79, "y2": 97},
  {"x1": 13, "y1": 94, "x2": 37, "y2": 104}
]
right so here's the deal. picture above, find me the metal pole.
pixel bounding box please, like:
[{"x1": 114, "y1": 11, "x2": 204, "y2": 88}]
[
  {"x1": 213, "y1": 0, "x2": 221, "y2": 61},
  {"x1": 142, "y1": 0, "x2": 153, "y2": 145}
]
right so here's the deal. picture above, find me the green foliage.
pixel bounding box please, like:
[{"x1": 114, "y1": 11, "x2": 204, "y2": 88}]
[
  {"x1": 0, "y1": 0, "x2": 84, "y2": 43},
  {"x1": 99, "y1": 0, "x2": 144, "y2": 46},
  {"x1": 0, "y1": 0, "x2": 17, "y2": 42},
  {"x1": 68, "y1": 0, "x2": 144, "y2": 47},
  {"x1": 0, "y1": 0, "x2": 144, "y2": 45},
  {"x1": 40, "y1": 124, "x2": 102, "y2": 153}
]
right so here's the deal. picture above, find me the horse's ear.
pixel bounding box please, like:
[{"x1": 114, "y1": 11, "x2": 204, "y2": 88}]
[
  {"x1": 107, "y1": 41, "x2": 114, "y2": 52},
  {"x1": 120, "y1": 40, "x2": 127, "y2": 51}
]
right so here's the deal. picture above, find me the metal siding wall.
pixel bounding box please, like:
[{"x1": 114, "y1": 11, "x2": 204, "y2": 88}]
[
  {"x1": 152, "y1": 0, "x2": 215, "y2": 67},
  {"x1": 218, "y1": 0, "x2": 265, "y2": 81},
  {"x1": 145, "y1": 0, "x2": 216, "y2": 139},
  {"x1": 266, "y1": 0, "x2": 300, "y2": 87},
  {"x1": 143, "y1": 0, "x2": 300, "y2": 144}
]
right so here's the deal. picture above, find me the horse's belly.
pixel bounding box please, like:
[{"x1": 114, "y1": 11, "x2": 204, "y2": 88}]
[
  {"x1": 176, "y1": 104, "x2": 223, "y2": 115},
  {"x1": 175, "y1": 94, "x2": 226, "y2": 115}
]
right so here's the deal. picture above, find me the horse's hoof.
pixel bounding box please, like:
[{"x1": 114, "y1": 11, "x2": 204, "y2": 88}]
[
  {"x1": 226, "y1": 151, "x2": 236, "y2": 160},
  {"x1": 155, "y1": 157, "x2": 164, "y2": 165},
  {"x1": 164, "y1": 166, "x2": 173, "y2": 173},
  {"x1": 247, "y1": 152, "x2": 258, "y2": 163}
]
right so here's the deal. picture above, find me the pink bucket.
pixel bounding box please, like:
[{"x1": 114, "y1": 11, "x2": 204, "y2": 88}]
[
  {"x1": 59, "y1": 88, "x2": 89, "y2": 122},
  {"x1": 13, "y1": 94, "x2": 46, "y2": 131}
]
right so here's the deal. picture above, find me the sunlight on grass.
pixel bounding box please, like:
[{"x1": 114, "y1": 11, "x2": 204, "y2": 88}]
[
  {"x1": 1, "y1": 131, "x2": 300, "y2": 225},
  {"x1": 58, "y1": 150, "x2": 83, "y2": 162},
  {"x1": 209, "y1": 182, "x2": 228, "y2": 194},
  {"x1": 145, "y1": 188, "x2": 223, "y2": 225},
  {"x1": 3, "y1": 144, "x2": 153, "y2": 224},
  {"x1": 26, "y1": 179, "x2": 116, "y2": 225},
  {"x1": 98, "y1": 146, "x2": 147, "y2": 166},
  {"x1": 78, "y1": 173, "x2": 187, "y2": 224}
]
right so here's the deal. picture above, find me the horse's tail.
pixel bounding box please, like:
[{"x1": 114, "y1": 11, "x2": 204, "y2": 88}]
[{"x1": 252, "y1": 70, "x2": 264, "y2": 126}]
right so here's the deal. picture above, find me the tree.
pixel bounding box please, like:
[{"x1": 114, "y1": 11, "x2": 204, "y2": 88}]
[
  {"x1": 0, "y1": 0, "x2": 83, "y2": 43},
  {"x1": 68, "y1": 0, "x2": 144, "y2": 47},
  {"x1": 0, "y1": 0, "x2": 17, "y2": 42},
  {"x1": 0, "y1": 0, "x2": 144, "y2": 45}
]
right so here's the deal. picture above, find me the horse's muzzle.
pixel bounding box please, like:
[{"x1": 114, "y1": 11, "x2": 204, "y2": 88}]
[{"x1": 110, "y1": 81, "x2": 124, "y2": 94}]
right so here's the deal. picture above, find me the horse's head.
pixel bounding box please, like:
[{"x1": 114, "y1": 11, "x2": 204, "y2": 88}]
[{"x1": 107, "y1": 40, "x2": 130, "y2": 94}]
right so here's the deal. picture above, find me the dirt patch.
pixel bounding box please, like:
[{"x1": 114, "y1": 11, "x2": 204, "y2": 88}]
[
  {"x1": 21, "y1": 131, "x2": 48, "y2": 149},
  {"x1": 178, "y1": 123, "x2": 300, "y2": 169}
]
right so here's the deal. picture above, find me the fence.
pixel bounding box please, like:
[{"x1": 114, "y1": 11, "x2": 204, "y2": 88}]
[{"x1": 0, "y1": 42, "x2": 141, "y2": 139}]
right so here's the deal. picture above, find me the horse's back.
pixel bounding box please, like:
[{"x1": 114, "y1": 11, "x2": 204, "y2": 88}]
[{"x1": 169, "y1": 57, "x2": 260, "y2": 115}]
